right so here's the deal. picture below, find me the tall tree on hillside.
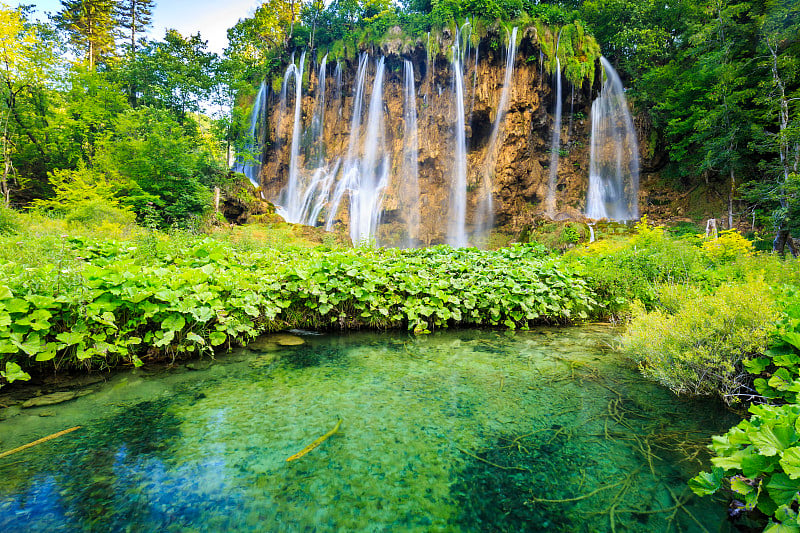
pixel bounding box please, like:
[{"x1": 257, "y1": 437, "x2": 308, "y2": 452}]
[
  {"x1": 115, "y1": 0, "x2": 154, "y2": 56},
  {"x1": 755, "y1": 0, "x2": 800, "y2": 253},
  {"x1": 0, "y1": 6, "x2": 59, "y2": 204},
  {"x1": 55, "y1": 0, "x2": 116, "y2": 70}
]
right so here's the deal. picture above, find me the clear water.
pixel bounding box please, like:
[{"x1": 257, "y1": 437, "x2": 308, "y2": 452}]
[{"x1": 0, "y1": 327, "x2": 739, "y2": 532}]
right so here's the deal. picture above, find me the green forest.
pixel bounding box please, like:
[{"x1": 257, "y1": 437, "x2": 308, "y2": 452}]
[
  {"x1": 0, "y1": 0, "x2": 799, "y2": 531},
  {"x1": 0, "y1": 0, "x2": 797, "y2": 234}
]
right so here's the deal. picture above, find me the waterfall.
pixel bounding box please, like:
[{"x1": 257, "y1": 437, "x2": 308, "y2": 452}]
[
  {"x1": 324, "y1": 55, "x2": 388, "y2": 245},
  {"x1": 546, "y1": 43, "x2": 563, "y2": 217},
  {"x1": 447, "y1": 22, "x2": 470, "y2": 248},
  {"x1": 469, "y1": 43, "x2": 479, "y2": 120},
  {"x1": 586, "y1": 57, "x2": 640, "y2": 220},
  {"x1": 326, "y1": 53, "x2": 369, "y2": 231},
  {"x1": 402, "y1": 60, "x2": 420, "y2": 247},
  {"x1": 334, "y1": 61, "x2": 343, "y2": 116},
  {"x1": 309, "y1": 54, "x2": 327, "y2": 165},
  {"x1": 478, "y1": 27, "x2": 518, "y2": 241},
  {"x1": 275, "y1": 52, "x2": 307, "y2": 223},
  {"x1": 231, "y1": 80, "x2": 267, "y2": 186},
  {"x1": 348, "y1": 57, "x2": 389, "y2": 245}
]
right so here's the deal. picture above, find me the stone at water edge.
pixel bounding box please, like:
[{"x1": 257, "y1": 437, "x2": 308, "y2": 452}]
[{"x1": 21, "y1": 389, "x2": 94, "y2": 408}]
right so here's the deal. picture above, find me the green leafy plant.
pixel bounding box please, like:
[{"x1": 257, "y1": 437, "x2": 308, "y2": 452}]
[
  {"x1": 690, "y1": 403, "x2": 800, "y2": 530},
  {"x1": 623, "y1": 278, "x2": 778, "y2": 403},
  {"x1": 0, "y1": 231, "x2": 599, "y2": 385}
]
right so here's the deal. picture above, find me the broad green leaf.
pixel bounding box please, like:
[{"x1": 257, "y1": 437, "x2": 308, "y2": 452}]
[
  {"x1": 35, "y1": 350, "x2": 56, "y2": 362},
  {"x1": 154, "y1": 330, "x2": 175, "y2": 347},
  {"x1": 162, "y1": 314, "x2": 185, "y2": 332},
  {"x1": 209, "y1": 332, "x2": 226, "y2": 346},
  {"x1": 744, "y1": 357, "x2": 771, "y2": 374},
  {"x1": 769, "y1": 369, "x2": 800, "y2": 393},
  {"x1": 764, "y1": 520, "x2": 800, "y2": 533},
  {"x1": 781, "y1": 332, "x2": 800, "y2": 352},
  {"x1": 11, "y1": 333, "x2": 42, "y2": 356},
  {"x1": 749, "y1": 423, "x2": 798, "y2": 457},
  {"x1": 688, "y1": 467, "x2": 724, "y2": 496},
  {"x1": 730, "y1": 476, "x2": 756, "y2": 495},
  {"x1": 5, "y1": 298, "x2": 28, "y2": 313},
  {"x1": 767, "y1": 473, "x2": 800, "y2": 507},
  {"x1": 1, "y1": 362, "x2": 30, "y2": 383},
  {"x1": 186, "y1": 332, "x2": 205, "y2": 344},
  {"x1": 56, "y1": 331, "x2": 85, "y2": 346},
  {"x1": 742, "y1": 451, "x2": 779, "y2": 478},
  {"x1": 781, "y1": 447, "x2": 800, "y2": 479}
]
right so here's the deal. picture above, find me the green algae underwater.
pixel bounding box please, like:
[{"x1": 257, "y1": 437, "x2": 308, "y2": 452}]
[{"x1": 0, "y1": 326, "x2": 740, "y2": 532}]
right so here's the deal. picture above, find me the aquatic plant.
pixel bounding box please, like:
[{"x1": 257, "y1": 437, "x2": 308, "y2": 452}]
[{"x1": 0, "y1": 234, "x2": 597, "y2": 385}]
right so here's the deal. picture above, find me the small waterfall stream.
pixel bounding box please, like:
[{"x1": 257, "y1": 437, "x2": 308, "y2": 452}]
[
  {"x1": 447, "y1": 22, "x2": 470, "y2": 248},
  {"x1": 231, "y1": 80, "x2": 267, "y2": 186},
  {"x1": 478, "y1": 27, "x2": 518, "y2": 241},
  {"x1": 546, "y1": 32, "x2": 563, "y2": 216},
  {"x1": 275, "y1": 52, "x2": 307, "y2": 223},
  {"x1": 585, "y1": 57, "x2": 640, "y2": 220},
  {"x1": 348, "y1": 56, "x2": 389, "y2": 245},
  {"x1": 402, "y1": 60, "x2": 421, "y2": 247}
]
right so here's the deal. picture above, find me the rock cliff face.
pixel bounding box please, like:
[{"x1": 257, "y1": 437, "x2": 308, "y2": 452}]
[{"x1": 257, "y1": 27, "x2": 600, "y2": 246}]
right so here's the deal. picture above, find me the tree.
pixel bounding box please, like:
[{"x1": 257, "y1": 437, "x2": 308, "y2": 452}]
[
  {"x1": 115, "y1": 0, "x2": 154, "y2": 57},
  {"x1": 123, "y1": 29, "x2": 218, "y2": 122},
  {"x1": 93, "y1": 106, "x2": 222, "y2": 226},
  {"x1": 757, "y1": 0, "x2": 800, "y2": 253},
  {"x1": 55, "y1": 0, "x2": 117, "y2": 70},
  {"x1": 0, "y1": 5, "x2": 59, "y2": 204}
]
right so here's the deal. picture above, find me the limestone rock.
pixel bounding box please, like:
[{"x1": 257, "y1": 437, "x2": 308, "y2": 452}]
[{"x1": 22, "y1": 389, "x2": 93, "y2": 408}]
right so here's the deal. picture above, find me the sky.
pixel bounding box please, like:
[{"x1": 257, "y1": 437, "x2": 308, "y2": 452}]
[{"x1": 20, "y1": 0, "x2": 264, "y2": 54}]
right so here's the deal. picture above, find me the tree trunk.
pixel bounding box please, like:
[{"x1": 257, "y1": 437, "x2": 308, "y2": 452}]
[
  {"x1": 774, "y1": 229, "x2": 799, "y2": 258},
  {"x1": 728, "y1": 167, "x2": 734, "y2": 228}
]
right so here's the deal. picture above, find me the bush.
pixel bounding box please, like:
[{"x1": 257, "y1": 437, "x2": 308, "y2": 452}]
[
  {"x1": 0, "y1": 239, "x2": 598, "y2": 384},
  {"x1": 623, "y1": 278, "x2": 778, "y2": 404},
  {"x1": 566, "y1": 219, "x2": 703, "y2": 315},
  {"x1": 64, "y1": 199, "x2": 137, "y2": 228},
  {"x1": 701, "y1": 229, "x2": 755, "y2": 265},
  {"x1": 0, "y1": 203, "x2": 19, "y2": 235}
]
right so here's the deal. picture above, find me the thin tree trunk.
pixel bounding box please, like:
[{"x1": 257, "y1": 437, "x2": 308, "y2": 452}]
[{"x1": 728, "y1": 167, "x2": 734, "y2": 228}]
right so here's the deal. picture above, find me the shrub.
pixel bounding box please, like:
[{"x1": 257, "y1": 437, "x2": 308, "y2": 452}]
[
  {"x1": 701, "y1": 229, "x2": 755, "y2": 265},
  {"x1": 623, "y1": 278, "x2": 778, "y2": 403},
  {"x1": 566, "y1": 219, "x2": 703, "y2": 315},
  {"x1": 64, "y1": 199, "x2": 137, "y2": 228},
  {"x1": 0, "y1": 203, "x2": 19, "y2": 235}
]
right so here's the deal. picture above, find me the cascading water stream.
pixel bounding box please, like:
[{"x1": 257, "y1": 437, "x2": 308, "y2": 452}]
[
  {"x1": 334, "y1": 61, "x2": 343, "y2": 116},
  {"x1": 344, "y1": 57, "x2": 389, "y2": 245},
  {"x1": 309, "y1": 54, "x2": 327, "y2": 165},
  {"x1": 585, "y1": 57, "x2": 640, "y2": 220},
  {"x1": 326, "y1": 53, "x2": 369, "y2": 232},
  {"x1": 447, "y1": 22, "x2": 470, "y2": 248},
  {"x1": 275, "y1": 52, "x2": 307, "y2": 223},
  {"x1": 546, "y1": 30, "x2": 563, "y2": 216},
  {"x1": 401, "y1": 60, "x2": 421, "y2": 247},
  {"x1": 477, "y1": 27, "x2": 518, "y2": 241},
  {"x1": 231, "y1": 80, "x2": 266, "y2": 186}
]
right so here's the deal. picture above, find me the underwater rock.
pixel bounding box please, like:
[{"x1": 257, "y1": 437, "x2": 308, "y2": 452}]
[
  {"x1": 249, "y1": 353, "x2": 279, "y2": 369},
  {"x1": 273, "y1": 334, "x2": 305, "y2": 346},
  {"x1": 186, "y1": 360, "x2": 213, "y2": 371},
  {"x1": 22, "y1": 389, "x2": 93, "y2": 408}
]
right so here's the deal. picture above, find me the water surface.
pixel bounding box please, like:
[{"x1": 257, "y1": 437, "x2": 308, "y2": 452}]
[{"x1": 0, "y1": 327, "x2": 738, "y2": 532}]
